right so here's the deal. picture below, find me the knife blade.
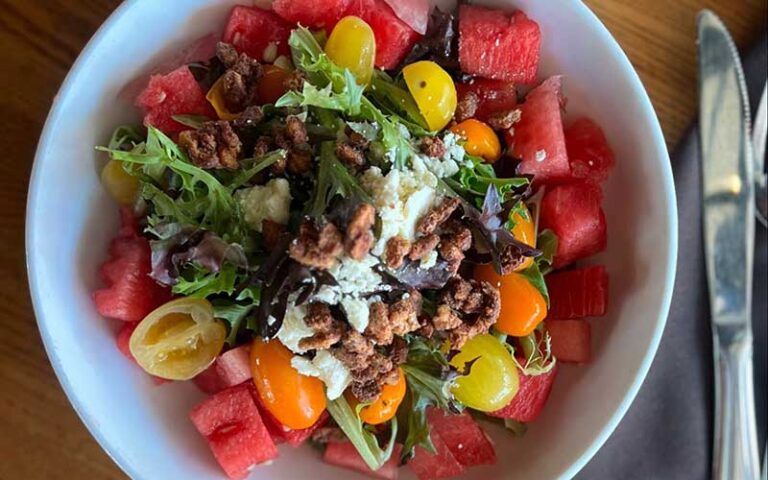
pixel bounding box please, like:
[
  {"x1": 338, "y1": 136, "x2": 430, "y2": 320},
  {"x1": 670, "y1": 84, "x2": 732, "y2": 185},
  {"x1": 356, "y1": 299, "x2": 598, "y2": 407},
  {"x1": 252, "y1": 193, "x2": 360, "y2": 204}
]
[{"x1": 697, "y1": 10, "x2": 760, "y2": 480}]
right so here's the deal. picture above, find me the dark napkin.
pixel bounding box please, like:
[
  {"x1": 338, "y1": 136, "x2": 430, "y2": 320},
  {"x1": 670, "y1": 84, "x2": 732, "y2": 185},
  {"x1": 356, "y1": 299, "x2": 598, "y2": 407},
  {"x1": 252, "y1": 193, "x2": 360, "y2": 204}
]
[{"x1": 576, "y1": 33, "x2": 768, "y2": 479}]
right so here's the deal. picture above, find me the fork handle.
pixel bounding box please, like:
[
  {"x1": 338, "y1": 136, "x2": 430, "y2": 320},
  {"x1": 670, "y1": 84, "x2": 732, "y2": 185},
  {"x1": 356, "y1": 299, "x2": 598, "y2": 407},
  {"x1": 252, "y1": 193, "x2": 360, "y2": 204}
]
[{"x1": 713, "y1": 331, "x2": 761, "y2": 480}]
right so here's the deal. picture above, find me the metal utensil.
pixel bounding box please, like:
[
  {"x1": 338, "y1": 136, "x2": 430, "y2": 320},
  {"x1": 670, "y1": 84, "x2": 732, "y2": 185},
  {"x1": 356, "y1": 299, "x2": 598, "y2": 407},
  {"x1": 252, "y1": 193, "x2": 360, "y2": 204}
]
[
  {"x1": 697, "y1": 10, "x2": 761, "y2": 480},
  {"x1": 753, "y1": 83, "x2": 767, "y2": 227}
]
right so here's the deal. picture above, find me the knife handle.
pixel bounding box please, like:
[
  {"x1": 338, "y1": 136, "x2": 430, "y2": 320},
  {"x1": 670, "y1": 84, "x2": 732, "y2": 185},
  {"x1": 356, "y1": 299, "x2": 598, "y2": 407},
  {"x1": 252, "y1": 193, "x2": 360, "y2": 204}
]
[{"x1": 713, "y1": 330, "x2": 761, "y2": 480}]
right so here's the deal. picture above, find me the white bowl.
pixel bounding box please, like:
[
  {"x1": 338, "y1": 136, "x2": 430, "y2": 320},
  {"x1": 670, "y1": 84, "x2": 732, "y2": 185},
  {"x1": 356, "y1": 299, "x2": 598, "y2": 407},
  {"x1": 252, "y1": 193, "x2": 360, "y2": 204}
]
[{"x1": 26, "y1": 1, "x2": 677, "y2": 479}]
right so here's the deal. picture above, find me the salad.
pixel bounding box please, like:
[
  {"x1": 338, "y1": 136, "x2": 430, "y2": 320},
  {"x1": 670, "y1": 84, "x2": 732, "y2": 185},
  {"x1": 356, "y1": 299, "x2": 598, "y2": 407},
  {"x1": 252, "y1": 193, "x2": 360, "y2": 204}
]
[{"x1": 93, "y1": 1, "x2": 614, "y2": 479}]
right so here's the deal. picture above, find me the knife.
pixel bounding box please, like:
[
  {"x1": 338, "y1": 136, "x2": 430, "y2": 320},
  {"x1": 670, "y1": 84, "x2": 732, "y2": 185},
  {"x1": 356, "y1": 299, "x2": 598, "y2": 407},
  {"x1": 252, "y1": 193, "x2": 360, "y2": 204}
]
[{"x1": 698, "y1": 10, "x2": 760, "y2": 480}]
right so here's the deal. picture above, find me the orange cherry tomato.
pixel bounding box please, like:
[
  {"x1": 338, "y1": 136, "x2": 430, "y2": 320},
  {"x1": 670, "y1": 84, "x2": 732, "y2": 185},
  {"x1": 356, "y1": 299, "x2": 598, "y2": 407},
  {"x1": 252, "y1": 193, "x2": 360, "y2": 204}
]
[
  {"x1": 250, "y1": 338, "x2": 327, "y2": 429},
  {"x1": 257, "y1": 65, "x2": 291, "y2": 105},
  {"x1": 206, "y1": 77, "x2": 240, "y2": 121},
  {"x1": 347, "y1": 368, "x2": 406, "y2": 425},
  {"x1": 475, "y1": 266, "x2": 547, "y2": 337},
  {"x1": 450, "y1": 119, "x2": 502, "y2": 162},
  {"x1": 510, "y1": 205, "x2": 536, "y2": 272}
]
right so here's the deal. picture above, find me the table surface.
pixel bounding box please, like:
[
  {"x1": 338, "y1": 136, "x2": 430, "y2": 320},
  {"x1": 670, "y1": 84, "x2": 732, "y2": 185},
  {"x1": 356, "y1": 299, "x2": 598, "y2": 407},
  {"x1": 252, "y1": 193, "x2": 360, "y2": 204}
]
[{"x1": 1, "y1": 1, "x2": 766, "y2": 479}]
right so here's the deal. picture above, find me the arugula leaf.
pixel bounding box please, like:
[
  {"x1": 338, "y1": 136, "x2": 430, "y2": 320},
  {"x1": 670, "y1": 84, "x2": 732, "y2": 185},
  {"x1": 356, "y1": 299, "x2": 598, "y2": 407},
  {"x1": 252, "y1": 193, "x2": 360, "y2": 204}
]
[
  {"x1": 305, "y1": 142, "x2": 372, "y2": 217},
  {"x1": 536, "y1": 229, "x2": 558, "y2": 274},
  {"x1": 100, "y1": 126, "x2": 247, "y2": 243},
  {"x1": 213, "y1": 300, "x2": 257, "y2": 345},
  {"x1": 399, "y1": 337, "x2": 463, "y2": 459},
  {"x1": 326, "y1": 395, "x2": 398, "y2": 471},
  {"x1": 369, "y1": 70, "x2": 429, "y2": 132}
]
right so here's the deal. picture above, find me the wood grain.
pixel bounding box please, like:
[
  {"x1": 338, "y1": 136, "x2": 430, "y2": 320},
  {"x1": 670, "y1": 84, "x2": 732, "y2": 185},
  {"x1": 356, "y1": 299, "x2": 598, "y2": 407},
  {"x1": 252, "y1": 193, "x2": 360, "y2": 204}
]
[{"x1": 0, "y1": 1, "x2": 765, "y2": 479}]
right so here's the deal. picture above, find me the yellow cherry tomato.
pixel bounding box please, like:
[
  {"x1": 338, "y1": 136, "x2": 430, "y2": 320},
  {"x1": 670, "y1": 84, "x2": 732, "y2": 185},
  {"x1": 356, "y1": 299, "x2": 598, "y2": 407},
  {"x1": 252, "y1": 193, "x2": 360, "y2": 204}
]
[
  {"x1": 257, "y1": 64, "x2": 292, "y2": 104},
  {"x1": 347, "y1": 368, "x2": 406, "y2": 425},
  {"x1": 129, "y1": 298, "x2": 226, "y2": 380},
  {"x1": 325, "y1": 16, "x2": 376, "y2": 85},
  {"x1": 510, "y1": 205, "x2": 536, "y2": 271},
  {"x1": 101, "y1": 160, "x2": 139, "y2": 205},
  {"x1": 403, "y1": 60, "x2": 457, "y2": 131},
  {"x1": 449, "y1": 334, "x2": 519, "y2": 412},
  {"x1": 250, "y1": 338, "x2": 327, "y2": 430},
  {"x1": 450, "y1": 119, "x2": 502, "y2": 162},
  {"x1": 475, "y1": 266, "x2": 548, "y2": 337},
  {"x1": 206, "y1": 77, "x2": 240, "y2": 121}
]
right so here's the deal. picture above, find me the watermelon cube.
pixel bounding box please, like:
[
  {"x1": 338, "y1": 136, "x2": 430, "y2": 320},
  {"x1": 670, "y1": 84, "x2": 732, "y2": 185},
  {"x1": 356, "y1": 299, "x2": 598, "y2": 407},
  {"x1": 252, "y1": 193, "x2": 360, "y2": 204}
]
[
  {"x1": 539, "y1": 182, "x2": 607, "y2": 268},
  {"x1": 190, "y1": 384, "x2": 278, "y2": 480},
  {"x1": 565, "y1": 117, "x2": 616, "y2": 184},
  {"x1": 193, "y1": 345, "x2": 252, "y2": 394},
  {"x1": 115, "y1": 322, "x2": 138, "y2": 361},
  {"x1": 506, "y1": 77, "x2": 570, "y2": 184},
  {"x1": 455, "y1": 78, "x2": 518, "y2": 122},
  {"x1": 193, "y1": 363, "x2": 227, "y2": 394},
  {"x1": 135, "y1": 66, "x2": 215, "y2": 136},
  {"x1": 272, "y1": 0, "x2": 351, "y2": 30},
  {"x1": 93, "y1": 209, "x2": 171, "y2": 323},
  {"x1": 323, "y1": 442, "x2": 402, "y2": 480},
  {"x1": 250, "y1": 384, "x2": 329, "y2": 447},
  {"x1": 407, "y1": 430, "x2": 465, "y2": 480},
  {"x1": 223, "y1": 6, "x2": 293, "y2": 62},
  {"x1": 547, "y1": 266, "x2": 609, "y2": 319},
  {"x1": 458, "y1": 5, "x2": 541, "y2": 83},
  {"x1": 348, "y1": 0, "x2": 422, "y2": 69},
  {"x1": 489, "y1": 363, "x2": 559, "y2": 422},
  {"x1": 426, "y1": 408, "x2": 496, "y2": 467},
  {"x1": 546, "y1": 320, "x2": 591, "y2": 363}
]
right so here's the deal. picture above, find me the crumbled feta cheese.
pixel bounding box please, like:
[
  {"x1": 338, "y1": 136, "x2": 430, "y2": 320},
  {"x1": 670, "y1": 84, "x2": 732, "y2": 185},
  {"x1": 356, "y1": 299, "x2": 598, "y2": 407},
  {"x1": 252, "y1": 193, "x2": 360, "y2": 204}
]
[
  {"x1": 291, "y1": 350, "x2": 352, "y2": 400},
  {"x1": 411, "y1": 133, "x2": 469, "y2": 179},
  {"x1": 341, "y1": 296, "x2": 370, "y2": 332},
  {"x1": 535, "y1": 150, "x2": 547, "y2": 162},
  {"x1": 276, "y1": 303, "x2": 313, "y2": 353},
  {"x1": 235, "y1": 178, "x2": 292, "y2": 232},
  {"x1": 361, "y1": 167, "x2": 439, "y2": 254},
  {"x1": 420, "y1": 251, "x2": 438, "y2": 269}
]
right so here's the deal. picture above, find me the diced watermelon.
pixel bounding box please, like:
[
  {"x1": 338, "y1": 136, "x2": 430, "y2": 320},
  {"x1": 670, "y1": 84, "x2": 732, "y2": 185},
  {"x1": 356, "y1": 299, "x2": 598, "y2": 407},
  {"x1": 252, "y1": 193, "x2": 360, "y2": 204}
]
[
  {"x1": 193, "y1": 364, "x2": 227, "y2": 394},
  {"x1": 458, "y1": 5, "x2": 541, "y2": 83},
  {"x1": 222, "y1": 6, "x2": 293, "y2": 61},
  {"x1": 506, "y1": 77, "x2": 570, "y2": 184},
  {"x1": 426, "y1": 408, "x2": 496, "y2": 467},
  {"x1": 249, "y1": 383, "x2": 329, "y2": 447},
  {"x1": 565, "y1": 117, "x2": 616, "y2": 184},
  {"x1": 272, "y1": 0, "x2": 352, "y2": 30},
  {"x1": 323, "y1": 442, "x2": 402, "y2": 480},
  {"x1": 539, "y1": 182, "x2": 607, "y2": 268},
  {"x1": 408, "y1": 430, "x2": 465, "y2": 480},
  {"x1": 547, "y1": 266, "x2": 609, "y2": 319},
  {"x1": 383, "y1": 0, "x2": 430, "y2": 35},
  {"x1": 190, "y1": 384, "x2": 278, "y2": 480},
  {"x1": 455, "y1": 78, "x2": 518, "y2": 122},
  {"x1": 546, "y1": 320, "x2": 592, "y2": 363},
  {"x1": 489, "y1": 363, "x2": 559, "y2": 422},
  {"x1": 193, "y1": 345, "x2": 252, "y2": 394},
  {"x1": 135, "y1": 66, "x2": 214, "y2": 136},
  {"x1": 348, "y1": 0, "x2": 422, "y2": 69},
  {"x1": 93, "y1": 208, "x2": 171, "y2": 322},
  {"x1": 115, "y1": 322, "x2": 170, "y2": 385}
]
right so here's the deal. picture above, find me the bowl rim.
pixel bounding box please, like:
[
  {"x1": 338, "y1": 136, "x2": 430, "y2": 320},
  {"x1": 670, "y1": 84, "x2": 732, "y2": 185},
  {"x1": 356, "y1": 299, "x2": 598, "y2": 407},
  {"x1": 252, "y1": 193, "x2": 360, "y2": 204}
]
[{"x1": 25, "y1": 1, "x2": 678, "y2": 479}]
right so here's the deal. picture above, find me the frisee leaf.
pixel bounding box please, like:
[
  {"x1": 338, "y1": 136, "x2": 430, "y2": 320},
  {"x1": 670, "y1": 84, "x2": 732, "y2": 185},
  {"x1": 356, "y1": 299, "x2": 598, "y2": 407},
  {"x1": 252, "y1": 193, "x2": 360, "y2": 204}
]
[
  {"x1": 213, "y1": 300, "x2": 257, "y2": 346},
  {"x1": 515, "y1": 324, "x2": 556, "y2": 376},
  {"x1": 325, "y1": 395, "x2": 398, "y2": 471},
  {"x1": 449, "y1": 155, "x2": 529, "y2": 204},
  {"x1": 173, "y1": 263, "x2": 239, "y2": 298},
  {"x1": 536, "y1": 229, "x2": 558, "y2": 274},
  {"x1": 305, "y1": 142, "x2": 372, "y2": 217}
]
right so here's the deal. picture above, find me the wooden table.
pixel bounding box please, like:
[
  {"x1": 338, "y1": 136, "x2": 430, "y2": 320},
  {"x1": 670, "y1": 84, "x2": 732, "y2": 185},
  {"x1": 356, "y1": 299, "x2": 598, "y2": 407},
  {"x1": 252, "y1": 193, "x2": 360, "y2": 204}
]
[{"x1": 0, "y1": 1, "x2": 765, "y2": 478}]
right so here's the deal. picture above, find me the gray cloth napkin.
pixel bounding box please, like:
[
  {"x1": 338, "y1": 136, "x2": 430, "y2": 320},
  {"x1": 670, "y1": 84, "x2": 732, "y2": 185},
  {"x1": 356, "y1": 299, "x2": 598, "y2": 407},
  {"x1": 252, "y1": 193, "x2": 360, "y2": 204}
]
[{"x1": 576, "y1": 33, "x2": 768, "y2": 480}]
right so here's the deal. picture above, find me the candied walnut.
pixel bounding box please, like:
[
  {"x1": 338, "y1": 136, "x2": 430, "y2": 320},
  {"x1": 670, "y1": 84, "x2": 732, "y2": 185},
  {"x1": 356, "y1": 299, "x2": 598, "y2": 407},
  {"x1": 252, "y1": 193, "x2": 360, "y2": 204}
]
[
  {"x1": 409, "y1": 234, "x2": 440, "y2": 261},
  {"x1": 285, "y1": 115, "x2": 308, "y2": 144},
  {"x1": 304, "y1": 302, "x2": 334, "y2": 330},
  {"x1": 216, "y1": 42, "x2": 239, "y2": 68},
  {"x1": 438, "y1": 223, "x2": 472, "y2": 265},
  {"x1": 389, "y1": 297, "x2": 420, "y2": 336},
  {"x1": 261, "y1": 219, "x2": 285, "y2": 250},
  {"x1": 487, "y1": 108, "x2": 521, "y2": 131},
  {"x1": 215, "y1": 43, "x2": 263, "y2": 112},
  {"x1": 341, "y1": 329, "x2": 375, "y2": 358},
  {"x1": 234, "y1": 105, "x2": 265, "y2": 128},
  {"x1": 287, "y1": 147, "x2": 313, "y2": 175},
  {"x1": 417, "y1": 197, "x2": 461, "y2": 235},
  {"x1": 498, "y1": 245, "x2": 527, "y2": 275},
  {"x1": 351, "y1": 380, "x2": 381, "y2": 403},
  {"x1": 178, "y1": 121, "x2": 242, "y2": 169},
  {"x1": 283, "y1": 69, "x2": 307, "y2": 92},
  {"x1": 455, "y1": 90, "x2": 479, "y2": 122},
  {"x1": 365, "y1": 302, "x2": 392, "y2": 345},
  {"x1": 416, "y1": 316, "x2": 436, "y2": 338},
  {"x1": 389, "y1": 336, "x2": 409, "y2": 366},
  {"x1": 344, "y1": 204, "x2": 376, "y2": 260},
  {"x1": 253, "y1": 136, "x2": 272, "y2": 158},
  {"x1": 289, "y1": 220, "x2": 344, "y2": 269},
  {"x1": 384, "y1": 236, "x2": 411, "y2": 269},
  {"x1": 420, "y1": 136, "x2": 447, "y2": 158},
  {"x1": 346, "y1": 129, "x2": 370, "y2": 149},
  {"x1": 432, "y1": 304, "x2": 463, "y2": 331},
  {"x1": 299, "y1": 321, "x2": 344, "y2": 350},
  {"x1": 335, "y1": 142, "x2": 365, "y2": 168}
]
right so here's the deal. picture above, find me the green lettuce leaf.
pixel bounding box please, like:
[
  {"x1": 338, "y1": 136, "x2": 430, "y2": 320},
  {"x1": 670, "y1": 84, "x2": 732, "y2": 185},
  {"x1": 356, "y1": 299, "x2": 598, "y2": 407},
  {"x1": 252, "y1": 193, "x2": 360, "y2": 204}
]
[{"x1": 305, "y1": 142, "x2": 372, "y2": 217}]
